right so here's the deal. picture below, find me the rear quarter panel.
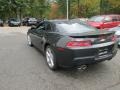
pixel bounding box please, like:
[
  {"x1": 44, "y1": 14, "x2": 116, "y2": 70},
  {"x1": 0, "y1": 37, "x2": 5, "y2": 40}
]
[{"x1": 44, "y1": 32, "x2": 64, "y2": 49}]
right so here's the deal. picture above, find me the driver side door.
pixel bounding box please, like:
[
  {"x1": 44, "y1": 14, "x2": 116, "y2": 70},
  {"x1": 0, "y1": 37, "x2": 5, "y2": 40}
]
[{"x1": 32, "y1": 22, "x2": 45, "y2": 50}]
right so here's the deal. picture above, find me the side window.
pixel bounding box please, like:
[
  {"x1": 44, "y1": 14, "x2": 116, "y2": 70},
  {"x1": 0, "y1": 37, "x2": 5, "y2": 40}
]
[
  {"x1": 112, "y1": 16, "x2": 118, "y2": 22},
  {"x1": 104, "y1": 16, "x2": 112, "y2": 22},
  {"x1": 37, "y1": 23, "x2": 45, "y2": 30},
  {"x1": 45, "y1": 22, "x2": 53, "y2": 31},
  {"x1": 36, "y1": 22, "x2": 45, "y2": 33}
]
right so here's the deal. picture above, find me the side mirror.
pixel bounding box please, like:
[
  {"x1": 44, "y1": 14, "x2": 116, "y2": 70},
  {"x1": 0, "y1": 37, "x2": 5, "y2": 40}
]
[{"x1": 31, "y1": 25, "x2": 36, "y2": 29}]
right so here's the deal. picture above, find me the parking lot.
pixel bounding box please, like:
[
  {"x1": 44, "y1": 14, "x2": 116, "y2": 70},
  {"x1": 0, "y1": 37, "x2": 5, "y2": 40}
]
[{"x1": 0, "y1": 27, "x2": 120, "y2": 90}]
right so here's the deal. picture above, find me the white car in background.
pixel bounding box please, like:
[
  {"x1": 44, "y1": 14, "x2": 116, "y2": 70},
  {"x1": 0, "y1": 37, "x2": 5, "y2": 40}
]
[
  {"x1": 72, "y1": 18, "x2": 88, "y2": 23},
  {"x1": 109, "y1": 25, "x2": 120, "y2": 46}
]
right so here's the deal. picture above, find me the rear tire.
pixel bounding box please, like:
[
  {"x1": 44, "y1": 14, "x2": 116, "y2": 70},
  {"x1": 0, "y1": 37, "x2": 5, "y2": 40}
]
[{"x1": 45, "y1": 46, "x2": 57, "y2": 70}]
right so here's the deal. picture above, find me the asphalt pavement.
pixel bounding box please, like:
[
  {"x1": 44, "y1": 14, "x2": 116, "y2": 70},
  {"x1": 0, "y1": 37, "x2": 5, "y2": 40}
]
[{"x1": 0, "y1": 27, "x2": 120, "y2": 90}]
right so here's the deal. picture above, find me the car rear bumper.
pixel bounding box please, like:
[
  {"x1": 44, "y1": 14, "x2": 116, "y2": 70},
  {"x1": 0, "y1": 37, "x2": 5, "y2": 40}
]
[
  {"x1": 54, "y1": 43, "x2": 117, "y2": 68},
  {"x1": 72, "y1": 52, "x2": 116, "y2": 66}
]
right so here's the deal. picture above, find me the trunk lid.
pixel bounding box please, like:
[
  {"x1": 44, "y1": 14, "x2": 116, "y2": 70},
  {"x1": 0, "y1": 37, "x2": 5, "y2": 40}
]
[
  {"x1": 67, "y1": 30, "x2": 115, "y2": 45},
  {"x1": 68, "y1": 30, "x2": 115, "y2": 38}
]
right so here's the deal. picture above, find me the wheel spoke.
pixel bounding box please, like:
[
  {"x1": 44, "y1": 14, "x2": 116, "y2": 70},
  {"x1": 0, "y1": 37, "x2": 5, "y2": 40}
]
[{"x1": 46, "y1": 48, "x2": 54, "y2": 68}]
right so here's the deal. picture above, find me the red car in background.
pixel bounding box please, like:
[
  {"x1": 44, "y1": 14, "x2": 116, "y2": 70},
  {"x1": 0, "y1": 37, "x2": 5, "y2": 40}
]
[{"x1": 87, "y1": 15, "x2": 120, "y2": 30}]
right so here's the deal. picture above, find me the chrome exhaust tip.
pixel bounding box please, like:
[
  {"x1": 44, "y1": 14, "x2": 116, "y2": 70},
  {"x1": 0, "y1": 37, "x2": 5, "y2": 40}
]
[{"x1": 77, "y1": 65, "x2": 87, "y2": 70}]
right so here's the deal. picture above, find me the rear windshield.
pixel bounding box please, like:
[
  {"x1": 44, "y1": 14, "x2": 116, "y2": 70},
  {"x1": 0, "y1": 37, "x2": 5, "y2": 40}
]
[
  {"x1": 89, "y1": 16, "x2": 104, "y2": 22},
  {"x1": 56, "y1": 22, "x2": 97, "y2": 34}
]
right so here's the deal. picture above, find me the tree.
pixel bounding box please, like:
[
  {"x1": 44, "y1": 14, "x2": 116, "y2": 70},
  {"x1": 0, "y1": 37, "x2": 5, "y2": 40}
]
[
  {"x1": 0, "y1": 0, "x2": 49, "y2": 20},
  {"x1": 56, "y1": 0, "x2": 67, "y2": 18},
  {"x1": 0, "y1": 0, "x2": 119, "y2": 20}
]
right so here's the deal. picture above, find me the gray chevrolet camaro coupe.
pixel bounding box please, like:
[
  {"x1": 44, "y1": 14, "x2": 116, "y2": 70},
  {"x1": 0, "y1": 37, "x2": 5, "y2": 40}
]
[{"x1": 27, "y1": 20, "x2": 117, "y2": 70}]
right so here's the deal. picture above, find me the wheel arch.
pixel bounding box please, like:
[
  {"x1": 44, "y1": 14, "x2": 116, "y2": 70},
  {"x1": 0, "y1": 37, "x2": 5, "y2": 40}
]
[{"x1": 44, "y1": 43, "x2": 50, "y2": 51}]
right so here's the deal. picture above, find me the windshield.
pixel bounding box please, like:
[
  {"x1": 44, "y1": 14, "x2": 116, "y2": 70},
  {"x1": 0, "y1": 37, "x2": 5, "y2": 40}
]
[
  {"x1": 29, "y1": 18, "x2": 37, "y2": 21},
  {"x1": 89, "y1": 16, "x2": 104, "y2": 22},
  {"x1": 56, "y1": 22, "x2": 97, "y2": 34}
]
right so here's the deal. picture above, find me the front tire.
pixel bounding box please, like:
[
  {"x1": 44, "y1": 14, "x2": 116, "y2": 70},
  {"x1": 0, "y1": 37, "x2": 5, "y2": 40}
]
[
  {"x1": 27, "y1": 35, "x2": 33, "y2": 46},
  {"x1": 45, "y1": 46, "x2": 57, "y2": 70}
]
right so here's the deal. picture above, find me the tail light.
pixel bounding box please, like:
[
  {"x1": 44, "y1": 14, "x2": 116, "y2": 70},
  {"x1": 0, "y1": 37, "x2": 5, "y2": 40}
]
[{"x1": 66, "y1": 40, "x2": 92, "y2": 48}]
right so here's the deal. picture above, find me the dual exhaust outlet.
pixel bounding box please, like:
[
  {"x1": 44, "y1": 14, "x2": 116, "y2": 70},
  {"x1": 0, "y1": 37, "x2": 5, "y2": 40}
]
[{"x1": 77, "y1": 65, "x2": 87, "y2": 70}]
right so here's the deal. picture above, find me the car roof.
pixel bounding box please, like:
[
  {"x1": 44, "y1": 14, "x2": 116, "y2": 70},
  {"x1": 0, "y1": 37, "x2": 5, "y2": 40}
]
[
  {"x1": 46, "y1": 19, "x2": 82, "y2": 24},
  {"x1": 49, "y1": 19, "x2": 67, "y2": 22},
  {"x1": 92, "y1": 14, "x2": 120, "y2": 17}
]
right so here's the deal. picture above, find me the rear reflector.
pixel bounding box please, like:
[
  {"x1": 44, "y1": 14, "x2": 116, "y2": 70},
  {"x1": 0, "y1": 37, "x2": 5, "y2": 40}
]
[
  {"x1": 66, "y1": 40, "x2": 91, "y2": 48},
  {"x1": 57, "y1": 48, "x2": 65, "y2": 51}
]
